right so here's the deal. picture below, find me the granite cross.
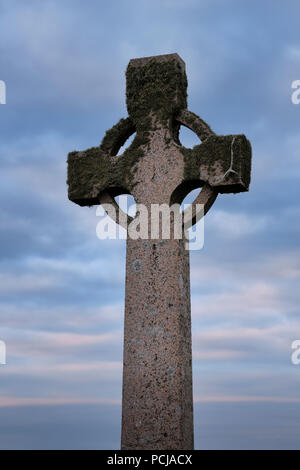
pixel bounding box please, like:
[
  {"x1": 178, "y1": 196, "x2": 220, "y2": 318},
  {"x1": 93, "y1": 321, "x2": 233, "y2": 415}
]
[{"x1": 67, "y1": 53, "x2": 252, "y2": 450}]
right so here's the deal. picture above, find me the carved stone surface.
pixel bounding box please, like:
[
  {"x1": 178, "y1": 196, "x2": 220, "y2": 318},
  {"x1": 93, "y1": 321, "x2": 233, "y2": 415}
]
[{"x1": 67, "y1": 53, "x2": 252, "y2": 450}]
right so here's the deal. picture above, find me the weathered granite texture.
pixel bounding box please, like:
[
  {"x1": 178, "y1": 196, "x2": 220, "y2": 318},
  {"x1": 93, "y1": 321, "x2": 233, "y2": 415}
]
[{"x1": 67, "y1": 53, "x2": 252, "y2": 450}]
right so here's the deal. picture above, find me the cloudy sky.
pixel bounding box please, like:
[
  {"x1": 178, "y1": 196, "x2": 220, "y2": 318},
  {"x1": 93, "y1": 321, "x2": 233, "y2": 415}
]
[{"x1": 0, "y1": 0, "x2": 300, "y2": 449}]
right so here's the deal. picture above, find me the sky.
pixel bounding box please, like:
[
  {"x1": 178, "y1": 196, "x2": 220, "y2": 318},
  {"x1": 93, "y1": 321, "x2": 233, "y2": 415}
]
[{"x1": 0, "y1": 0, "x2": 300, "y2": 449}]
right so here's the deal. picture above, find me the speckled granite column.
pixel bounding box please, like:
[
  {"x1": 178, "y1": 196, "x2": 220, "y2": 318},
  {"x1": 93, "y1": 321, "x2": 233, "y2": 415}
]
[{"x1": 121, "y1": 235, "x2": 193, "y2": 450}]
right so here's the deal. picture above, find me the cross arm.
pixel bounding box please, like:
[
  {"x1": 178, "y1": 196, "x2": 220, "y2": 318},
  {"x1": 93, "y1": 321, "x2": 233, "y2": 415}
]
[
  {"x1": 67, "y1": 146, "x2": 115, "y2": 206},
  {"x1": 67, "y1": 117, "x2": 141, "y2": 206},
  {"x1": 181, "y1": 133, "x2": 252, "y2": 193}
]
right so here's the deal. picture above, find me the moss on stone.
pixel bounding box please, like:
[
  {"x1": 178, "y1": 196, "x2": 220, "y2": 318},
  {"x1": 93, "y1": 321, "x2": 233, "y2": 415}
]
[
  {"x1": 67, "y1": 147, "x2": 112, "y2": 206},
  {"x1": 100, "y1": 117, "x2": 135, "y2": 155},
  {"x1": 68, "y1": 55, "x2": 191, "y2": 206},
  {"x1": 68, "y1": 54, "x2": 253, "y2": 205},
  {"x1": 180, "y1": 135, "x2": 229, "y2": 182},
  {"x1": 238, "y1": 135, "x2": 252, "y2": 190},
  {"x1": 180, "y1": 134, "x2": 251, "y2": 192},
  {"x1": 114, "y1": 128, "x2": 150, "y2": 191},
  {"x1": 126, "y1": 56, "x2": 187, "y2": 129},
  {"x1": 176, "y1": 109, "x2": 214, "y2": 143},
  {"x1": 68, "y1": 120, "x2": 152, "y2": 204}
]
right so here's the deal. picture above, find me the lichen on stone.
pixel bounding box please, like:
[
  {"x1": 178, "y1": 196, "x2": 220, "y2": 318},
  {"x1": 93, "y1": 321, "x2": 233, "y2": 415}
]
[
  {"x1": 176, "y1": 109, "x2": 214, "y2": 142},
  {"x1": 67, "y1": 54, "x2": 251, "y2": 207},
  {"x1": 67, "y1": 116, "x2": 152, "y2": 204},
  {"x1": 100, "y1": 117, "x2": 135, "y2": 155},
  {"x1": 180, "y1": 134, "x2": 251, "y2": 192},
  {"x1": 126, "y1": 56, "x2": 188, "y2": 130},
  {"x1": 67, "y1": 146, "x2": 112, "y2": 206}
]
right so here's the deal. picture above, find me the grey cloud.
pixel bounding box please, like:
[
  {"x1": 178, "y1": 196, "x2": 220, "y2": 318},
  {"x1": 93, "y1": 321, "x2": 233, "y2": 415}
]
[{"x1": 1, "y1": 0, "x2": 300, "y2": 450}]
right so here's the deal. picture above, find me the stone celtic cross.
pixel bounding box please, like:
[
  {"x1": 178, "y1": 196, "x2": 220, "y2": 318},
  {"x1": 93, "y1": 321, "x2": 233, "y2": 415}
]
[{"x1": 67, "y1": 53, "x2": 251, "y2": 450}]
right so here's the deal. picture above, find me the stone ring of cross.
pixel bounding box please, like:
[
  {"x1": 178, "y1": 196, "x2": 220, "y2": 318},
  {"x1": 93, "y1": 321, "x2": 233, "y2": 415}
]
[
  {"x1": 96, "y1": 109, "x2": 218, "y2": 231},
  {"x1": 68, "y1": 53, "x2": 251, "y2": 234},
  {"x1": 99, "y1": 110, "x2": 218, "y2": 229}
]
